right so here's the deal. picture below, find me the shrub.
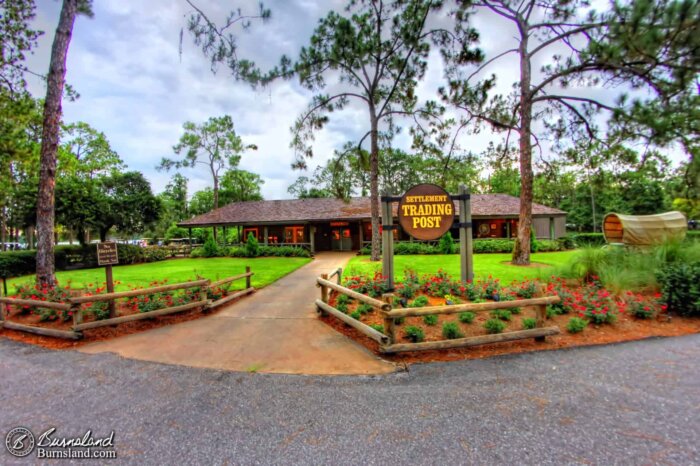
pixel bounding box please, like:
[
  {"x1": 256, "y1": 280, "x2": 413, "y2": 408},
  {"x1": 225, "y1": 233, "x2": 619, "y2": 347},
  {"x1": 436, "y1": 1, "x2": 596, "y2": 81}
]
[
  {"x1": 410, "y1": 296, "x2": 429, "y2": 307},
  {"x1": 439, "y1": 232, "x2": 455, "y2": 254},
  {"x1": 143, "y1": 246, "x2": 169, "y2": 262},
  {"x1": 394, "y1": 316, "x2": 405, "y2": 325},
  {"x1": 569, "y1": 232, "x2": 606, "y2": 247},
  {"x1": 244, "y1": 232, "x2": 259, "y2": 257},
  {"x1": 396, "y1": 283, "x2": 416, "y2": 300},
  {"x1": 190, "y1": 247, "x2": 205, "y2": 258},
  {"x1": 656, "y1": 262, "x2": 700, "y2": 317},
  {"x1": 201, "y1": 237, "x2": 222, "y2": 258},
  {"x1": 89, "y1": 301, "x2": 111, "y2": 321},
  {"x1": 472, "y1": 239, "x2": 515, "y2": 254},
  {"x1": 459, "y1": 311, "x2": 476, "y2": 323},
  {"x1": 443, "y1": 294, "x2": 461, "y2": 304},
  {"x1": 515, "y1": 280, "x2": 538, "y2": 299},
  {"x1": 404, "y1": 325, "x2": 425, "y2": 342},
  {"x1": 567, "y1": 317, "x2": 588, "y2": 333},
  {"x1": 12, "y1": 282, "x2": 73, "y2": 321},
  {"x1": 442, "y1": 322, "x2": 463, "y2": 339},
  {"x1": 509, "y1": 307, "x2": 522, "y2": 314},
  {"x1": 484, "y1": 318, "x2": 507, "y2": 334},
  {"x1": 336, "y1": 303, "x2": 348, "y2": 313},
  {"x1": 357, "y1": 303, "x2": 373, "y2": 314},
  {"x1": 343, "y1": 271, "x2": 388, "y2": 298},
  {"x1": 0, "y1": 250, "x2": 36, "y2": 279},
  {"x1": 522, "y1": 317, "x2": 537, "y2": 330},
  {"x1": 421, "y1": 269, "x2": 460, "y2": 297},
  {"x1": 350, "y1": 310, "x2": 361, "y2": 320},
  {"x1": 423, "y1": 314, "x2": 438, "y2": 326},
  {"x1": 370, "y1": 324, "x2": 384, "y2": 334},
  {"x1": 336, "y1": 294, "x2": 350, "y2": 305},
  {"x1": 490, "y1": 309, "x2": 512, "y2": 321},
  {"x1": 536, "y1": 240, "x2": 562, "y2": 252}
]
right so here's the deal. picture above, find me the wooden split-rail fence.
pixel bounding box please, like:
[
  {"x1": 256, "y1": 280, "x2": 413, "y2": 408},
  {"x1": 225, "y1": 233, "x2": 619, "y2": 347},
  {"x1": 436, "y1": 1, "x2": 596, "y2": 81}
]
[
  {"x1": 0, "y1": 267, "x2": 255, "y2": 340},
  {"x1": 316, "y1": 270, "x2": 561, "y2": 353}
]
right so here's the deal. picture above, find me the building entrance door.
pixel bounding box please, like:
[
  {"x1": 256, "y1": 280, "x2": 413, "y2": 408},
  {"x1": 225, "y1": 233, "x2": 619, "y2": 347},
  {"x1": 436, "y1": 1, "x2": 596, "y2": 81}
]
[{"x1": 331, "y1": 228, "x2": 352, "y2": 251}]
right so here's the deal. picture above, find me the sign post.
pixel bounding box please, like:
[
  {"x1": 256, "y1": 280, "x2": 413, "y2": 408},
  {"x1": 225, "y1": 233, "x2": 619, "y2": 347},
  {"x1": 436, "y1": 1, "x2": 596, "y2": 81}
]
[
  {"x1": 383, "y1": 183, "x2": 474, "y2": 289},
  {"x1": 457, "y1": 184, "x2": 474, "y2": 282},
  {"x1": 97, "y1": 242, "x2": 119, "y2": 318}
]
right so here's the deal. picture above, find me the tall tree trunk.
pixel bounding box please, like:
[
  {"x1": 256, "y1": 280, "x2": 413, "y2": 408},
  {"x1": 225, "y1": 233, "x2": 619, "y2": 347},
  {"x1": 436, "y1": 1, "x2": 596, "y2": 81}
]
[
  {"x1": 0, "y1": 207, "x2": 5, "y2": 251},
  {"x1": 36, "y1": 0, "x2": 79, "y2": 287},
  {"x1": 512, "y1": 25, "x2": 532, "y2": 266},
  {"x1": 369, "y1": 111, "x2": 381, "y2": 262},
  {"x1": 212, "y1": 175, "x2": 219, "y2": 241}
]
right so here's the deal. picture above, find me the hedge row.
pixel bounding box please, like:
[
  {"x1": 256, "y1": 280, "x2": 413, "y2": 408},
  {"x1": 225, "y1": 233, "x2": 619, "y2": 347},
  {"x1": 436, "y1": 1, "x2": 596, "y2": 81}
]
[
  {"x1": 190, "y1": 244, "x2": 311, "y2": 258},
  {"x1": 0, "y1": 244, "x2": 171, "y2": 279},
  {"x1": 359, "y1": 238, "x2": 570, "y2": 255}
]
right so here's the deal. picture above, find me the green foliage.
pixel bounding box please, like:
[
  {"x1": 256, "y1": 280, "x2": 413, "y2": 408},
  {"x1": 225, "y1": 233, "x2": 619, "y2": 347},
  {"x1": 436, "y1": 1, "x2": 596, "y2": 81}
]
[
  {"x1": 410, "y1": 296, "x2": 429, "y2": 308},
  {"x1": 245, "y1": 232, "x2": 259, "y2": 257},
  {"x1": 483, "y1": 319, "x2": 507, "y2": 334},
  {"x1": 202, "y1": 237, "x2": 222, "y2": 258},
  {"x1": 458, "y1": 311, "x2": 476, "y2": 324},
  {"x1": 350, "y1": 310, "x2": 361, "y2": 320},
  {"x1": 442, "y1": 322, "x2": 463, "y2": 339},
  {"x1": 336, "y1": 294, "x2": 350, "y2": 306},
  {"x1": 0, "y1": 250, "x2": 36, "y2": 279},
  {"x1": 656, "y1": 262, "x2": 700, "y2": 317},
  {"x1": 393, "y1": 317, "x2": 405, "y2": 325},
  {"x1": 227, "y1": 245, "x2": 311, "y2": 258},
  {"x1": 404, "y1": 325, "x2": 425, "y2": 343},
  {"x1": 522, "y1": 318, "x2": 537, "y2": 330},
  {"x1": 439, "y1": 232, "x2": 455, "y2": 254},
  {"x1": 423, "y1": 314, "x2": 438, "y2": 326},
  {"x1": 370, "y1": 324, "x2": 384, "y2": 334},
  {"x1": 490, "y1": 309, "x2": 512, "y2": 321},
  {"x1": 357, "y1": 303, "x2": 373, "y2": 314},
  {"x1": 566, "y1": 317, "x2": 588, "y2": 334},
  {"x1": 336, "y1": 302, "x2": 348, "y2": 313}
]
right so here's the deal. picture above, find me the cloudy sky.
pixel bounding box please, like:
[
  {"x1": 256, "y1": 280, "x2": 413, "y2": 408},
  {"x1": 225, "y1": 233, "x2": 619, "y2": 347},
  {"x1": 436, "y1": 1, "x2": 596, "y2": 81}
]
[{"x1": 24, "y1": 0, "x2": 662, "y2": 200}]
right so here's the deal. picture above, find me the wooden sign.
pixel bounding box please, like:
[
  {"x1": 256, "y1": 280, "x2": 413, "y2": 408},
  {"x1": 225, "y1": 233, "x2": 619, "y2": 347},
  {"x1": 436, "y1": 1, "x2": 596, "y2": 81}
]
[
  {"x1": 398, "y1": 184, "x2": 455, "y2": 240},
  {"x1": 97, "y1": 242, "x2": 119, "y2": 266}
]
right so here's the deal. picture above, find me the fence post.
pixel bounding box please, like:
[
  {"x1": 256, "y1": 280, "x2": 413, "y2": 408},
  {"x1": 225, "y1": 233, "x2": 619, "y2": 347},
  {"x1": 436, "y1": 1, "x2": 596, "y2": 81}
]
[
  {"x1": 534, "y1": 284, "x2": 547, "y2": 342},
  {"x1": 382, "y1": 293, "x2": 395, "y2": 345},
  {"x1": 336, "y1": 268, "x2": 342, "y2": 285},
  {"x1": 318, "y1": 273, "x2": 329, "y2": 316},
  {"x1": 0, "y1": 300, "x2": 6, "y2": 322},
  {"x1": 70, "y1": 302, "x2": 82, "y2": 327},
  {"x1": 245, "y1": 266, "x2": 251, "y2": 289},
  {"x1": 200, "y1": 280, "x2": 210, "y2": 311}
]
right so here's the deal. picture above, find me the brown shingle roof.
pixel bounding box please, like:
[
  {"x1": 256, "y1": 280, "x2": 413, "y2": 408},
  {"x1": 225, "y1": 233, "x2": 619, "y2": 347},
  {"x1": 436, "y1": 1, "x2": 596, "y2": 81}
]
[{"x1": 178, "y1": 194, "x2": 565, "y2": 227}]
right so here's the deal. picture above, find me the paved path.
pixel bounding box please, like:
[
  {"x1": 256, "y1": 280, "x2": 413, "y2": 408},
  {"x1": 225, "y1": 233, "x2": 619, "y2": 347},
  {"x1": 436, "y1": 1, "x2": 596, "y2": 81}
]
[
  {"x1": 1, "y1": 335, "x2": 699, "y2": 464},
  {"x1": 79, "y1": 252, "x2": 395, "y2": 375}
]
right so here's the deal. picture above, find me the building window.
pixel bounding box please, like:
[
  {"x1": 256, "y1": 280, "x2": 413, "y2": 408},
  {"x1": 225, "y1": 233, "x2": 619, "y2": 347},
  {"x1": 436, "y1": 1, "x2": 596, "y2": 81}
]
[
  {"x1": 242, "y1": 228, "x2": 258, "y2": 241},
  {"x1": 284, "y1": 226, "x2": 305, "y2": 244}
]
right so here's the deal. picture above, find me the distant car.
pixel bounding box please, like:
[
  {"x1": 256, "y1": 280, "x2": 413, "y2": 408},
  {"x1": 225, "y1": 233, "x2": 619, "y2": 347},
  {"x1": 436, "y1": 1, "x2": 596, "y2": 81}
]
[
  {"x1": 2, "y1": 242, "x2": 25, "y2": 250},
  {"x1": 689, "y1": 219, "x2": 698, "y2": 230}
]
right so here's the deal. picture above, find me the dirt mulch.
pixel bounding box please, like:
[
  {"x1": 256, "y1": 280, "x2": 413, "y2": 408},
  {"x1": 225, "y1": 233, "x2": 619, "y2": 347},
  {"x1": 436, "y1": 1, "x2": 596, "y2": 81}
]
[{"x1": 321, "y1": 294, "x2": 700, "y2": 364}]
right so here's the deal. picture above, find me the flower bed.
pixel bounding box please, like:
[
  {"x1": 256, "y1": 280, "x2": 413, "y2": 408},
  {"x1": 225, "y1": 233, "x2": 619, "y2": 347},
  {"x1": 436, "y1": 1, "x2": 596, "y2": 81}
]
[
  {"x1": 320, "y1": 270, "x2": 700, "y2": 363},
  {"x1": 0, "y1": 278, "x2": 243, "y2": 348}
]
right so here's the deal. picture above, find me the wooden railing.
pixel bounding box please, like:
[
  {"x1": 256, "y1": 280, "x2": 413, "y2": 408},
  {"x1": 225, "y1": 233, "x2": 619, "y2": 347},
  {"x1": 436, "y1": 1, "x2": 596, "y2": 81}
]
[
  {"x1": 316, "y1": 277, "x2": 561, "y2": 353},
  {"x1": 0, "y1": 267, "x2": 255, "y2": 340}
]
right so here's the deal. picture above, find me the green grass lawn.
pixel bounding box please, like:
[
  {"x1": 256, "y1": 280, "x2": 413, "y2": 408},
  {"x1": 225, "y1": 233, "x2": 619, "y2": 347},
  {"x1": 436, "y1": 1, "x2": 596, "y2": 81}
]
[
  {"x1": 7, "y1": 257, "x2": 312, "y2": 292},
  {"x1": 344, "y1": 250, "x2": 579, "y2": 283}
]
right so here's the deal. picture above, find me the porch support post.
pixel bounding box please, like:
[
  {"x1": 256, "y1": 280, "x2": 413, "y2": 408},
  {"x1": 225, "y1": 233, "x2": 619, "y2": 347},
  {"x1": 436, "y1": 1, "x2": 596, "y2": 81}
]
[
  {"x1": 309, "y1": 225, "x2": 316, "y2": 254},
  {"x1": 358, "y1": 222, "x2": 363, "y2": 248},
  {"x1": 264, "y1": 226, "x2": 269, "y2": 246},
  {"x1": 223, "y1": 226, "x2": 227, "y2": 246}
]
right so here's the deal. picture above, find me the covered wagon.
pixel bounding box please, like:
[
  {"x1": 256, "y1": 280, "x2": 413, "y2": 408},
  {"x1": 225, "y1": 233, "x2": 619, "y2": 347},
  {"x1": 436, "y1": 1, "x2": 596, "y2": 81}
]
[{"x1": 602, "y1": 211, "x2": 687, "y2": 245}]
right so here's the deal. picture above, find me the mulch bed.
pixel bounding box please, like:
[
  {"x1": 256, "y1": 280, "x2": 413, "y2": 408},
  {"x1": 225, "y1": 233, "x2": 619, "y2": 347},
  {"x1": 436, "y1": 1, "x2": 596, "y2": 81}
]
[
  {"x1": 0, "y1": 296, "x2": 247, "y2": 350},
  {"x1": 320, "y1": 293, "x2": 700, "y2": 364}
]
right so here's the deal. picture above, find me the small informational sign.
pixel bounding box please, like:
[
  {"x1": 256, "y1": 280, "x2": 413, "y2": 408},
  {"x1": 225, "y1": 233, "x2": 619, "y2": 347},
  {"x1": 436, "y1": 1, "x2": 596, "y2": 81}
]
[
  {"x1": 97, "y1": 242, "x2": 119, "y2": 266},
  {"x1": 398, "y1": 184, "x2": 455, "y2": 240}
]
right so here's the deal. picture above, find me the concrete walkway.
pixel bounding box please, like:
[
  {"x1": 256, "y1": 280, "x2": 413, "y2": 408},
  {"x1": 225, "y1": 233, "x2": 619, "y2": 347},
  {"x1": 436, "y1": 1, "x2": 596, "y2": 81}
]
[{"x1": 79, "y1": 252, "x2": 396, "y2": 375}]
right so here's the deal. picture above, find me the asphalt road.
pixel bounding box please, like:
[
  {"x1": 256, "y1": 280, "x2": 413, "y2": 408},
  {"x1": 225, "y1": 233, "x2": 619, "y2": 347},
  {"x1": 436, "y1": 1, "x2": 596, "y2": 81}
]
[{"x1": 1, "y1": 335, "x2": 699, "y2": 465}]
